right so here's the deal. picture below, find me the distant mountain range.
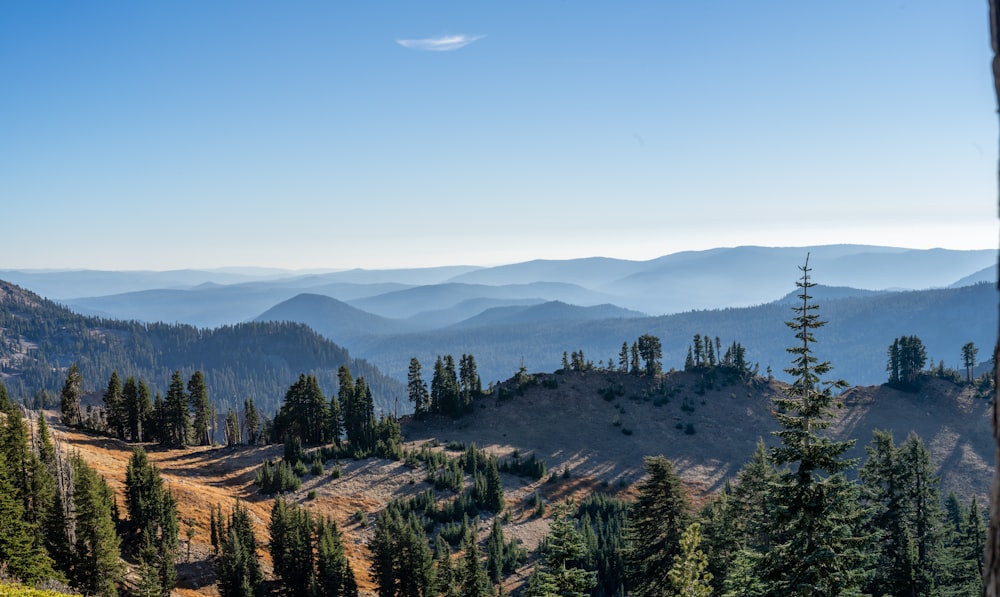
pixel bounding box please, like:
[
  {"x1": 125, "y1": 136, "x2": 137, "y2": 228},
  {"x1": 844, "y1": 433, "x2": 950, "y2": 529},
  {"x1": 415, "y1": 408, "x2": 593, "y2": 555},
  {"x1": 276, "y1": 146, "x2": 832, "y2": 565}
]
[
  {"x1": 2, "y1": 245, "x2": 995, "y2": 393},
  {"x1": 0, "y1": 280, "x2": 404, "y2": 414}
]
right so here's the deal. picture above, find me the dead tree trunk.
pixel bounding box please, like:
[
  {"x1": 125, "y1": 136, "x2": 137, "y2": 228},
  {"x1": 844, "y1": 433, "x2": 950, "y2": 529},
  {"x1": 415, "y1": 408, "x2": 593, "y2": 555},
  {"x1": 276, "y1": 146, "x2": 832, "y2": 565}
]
[{"x1": 985, "y1": 2, "x2": 1000, "y2": 595}]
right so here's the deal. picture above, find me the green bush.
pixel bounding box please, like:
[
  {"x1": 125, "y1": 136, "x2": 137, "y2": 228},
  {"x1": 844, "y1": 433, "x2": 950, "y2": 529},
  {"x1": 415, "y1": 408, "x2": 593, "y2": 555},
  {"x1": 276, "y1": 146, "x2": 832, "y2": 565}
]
[
  {"x1": 292, "y1": 460, "x2": 309, "y2": 477},
  {"x1": 255, "y1": 459, "x2": 302, "y2": 495}
]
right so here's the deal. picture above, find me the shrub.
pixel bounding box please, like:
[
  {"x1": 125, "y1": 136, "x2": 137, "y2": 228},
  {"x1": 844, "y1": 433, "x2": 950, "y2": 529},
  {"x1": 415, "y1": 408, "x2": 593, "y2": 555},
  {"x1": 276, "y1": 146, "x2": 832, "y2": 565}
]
[
  {"x1": 684, "y1": 423, "x2": 696, "y2": 435},
  {"x1": 292, "y1": 460, "x2": 309, "y2": 477},
  {"x1": 255, "y1": 459, "x2": 302, "y2": 495},
  {"x1": 310, "y1": 455, "x2": 324, "y2": 476},
  {"x1": 621, "y1": 427, "x2": 633, "y2": 436},
  {"x1": 307, "y1": 489, "x2": 317, "y2": 500}
]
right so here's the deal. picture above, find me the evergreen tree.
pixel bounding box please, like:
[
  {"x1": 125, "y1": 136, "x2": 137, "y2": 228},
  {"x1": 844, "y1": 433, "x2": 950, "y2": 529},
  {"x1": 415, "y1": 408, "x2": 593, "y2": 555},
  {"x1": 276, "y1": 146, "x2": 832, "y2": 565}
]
[
  {"x1": 270, "y1": 497, "x2": 360, "y2": 596},
  {"x1": 434, "y1": 535, "x2": 459, "y2": 597},
  {"x1": 71, "y1": 453, "x2": 123, "y2": 597},
  {"x1": 244, "y1": 398, "x2": 260, "y2": 446},
  {"x1": 702, "y1": 443, "x2": 776, "y2": 596},
  {"x1": 164, "y1": 370, "x2": 191, "y2": 447},
  {"x1": 356, "y1": 377, "x2": 377, "y2": 452},
  {"x1": 135, "y1": 533, "x2": 163, "y2": 597},
  {"x1": 34, "y1": 414, "x2": 72, "y2": 578},
  {"x1": 459, "y1": 528, "x2": 490, "y2": 597},
  {"x1": 369, "y1": 508, "x2": 433, "y2": 597},
  {"x1": 899, "y1": 432, "x2": 945, "y2": 594},
  {"x1": 149, "y1": 392, "x2": 165, "y2": 444},
  {"x1": 961, "y1": 342, "x2": 979, "y2": 383},
  {"x1": 618, "y1": 342, "x2": 630, "y2": 373},
  {"x1": 103, "y1": 371, "x2": 126, "y2": 438},
  {"x1": 123, "y1": 376, "x2": 152, "y2": 442},
  {"x1": 218, "y1": 501, "x2": 263, "y2": 597},
  {"x1": 625, "y1": 455, "x2": 692, "y2": 596},
  {"x1": 526, "y1": 501, "x2": 596, "y2": 597},
  {"x1": 859, "y1": 430, "x2": 915, "y2": 597},
  {"x1": 758, "y1": 256, "x2": 866, "y2": 595},
  {"x1": 60, "y1": 363, "x2": 84, "y2": 426},
  {"x1": 225, "y1": 407, "x2": 240, "y2": 446},
  {"x1": 636, "y1": 334, "x2": 663, "y2": 376},
  {"x1": 408, "y1": 357, "x2": 430, "y2": 418},
  {"x1": 316, "y1": 515, "x2": 359, "y2": 597},
  {"x1": 459, "y1": 354, "x2": 482, "y2": 412},
  {"x1": 124, "y1": 446, "x2": 179, "y2": 595},
  {"x1": 483, "y1": 456, "x2": 505, "y2": 513},
  {"x1": 275, "y1": 373, "x2": 330, "y2": 445},
  {"x1": 486, "y1": 517, "x2": 506, "y2": 585},
  {"x1": 0, "y1": 448, "x2": 58, "y2": 585},
  {"x1": 666, "y1": 522, "x2": 712, "y2": 597},
  {"x1": 887, "y1": 336, "x2": 927, "y2": 389},
  {"x1": 0, "y1": 394, "x2": 34, "y2": 519},
  {"x1": 341, "y1": 366, "x2": 377, "y2": 452},
  {"x1": 188, "y1": 370, "x2": 212, "y2": 446}
]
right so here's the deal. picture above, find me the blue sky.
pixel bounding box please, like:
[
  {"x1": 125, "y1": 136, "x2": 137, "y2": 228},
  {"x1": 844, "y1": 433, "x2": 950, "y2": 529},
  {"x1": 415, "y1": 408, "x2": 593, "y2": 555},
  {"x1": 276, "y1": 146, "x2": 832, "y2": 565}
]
[{"x1": 2, "y1": 1, "x2": 995, "y2": 270}]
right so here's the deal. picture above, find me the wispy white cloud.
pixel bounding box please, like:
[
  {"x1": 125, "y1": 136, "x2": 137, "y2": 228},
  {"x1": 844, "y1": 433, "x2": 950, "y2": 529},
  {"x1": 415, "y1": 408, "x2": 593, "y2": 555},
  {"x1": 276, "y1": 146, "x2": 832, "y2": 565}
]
[{"x1": 396, "y1": 34, "x2": 485, "y2": 52}]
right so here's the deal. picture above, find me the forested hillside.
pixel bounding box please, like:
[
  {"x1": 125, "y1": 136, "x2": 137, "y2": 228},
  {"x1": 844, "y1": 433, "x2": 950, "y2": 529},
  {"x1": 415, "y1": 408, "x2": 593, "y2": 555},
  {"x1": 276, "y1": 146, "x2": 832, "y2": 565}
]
[
  {"x1": 350, "y1": 282, "x2": 996, "y2": 387},
  {"x1": 0, "y1": 280, "x2": 403, "y2": 414}
]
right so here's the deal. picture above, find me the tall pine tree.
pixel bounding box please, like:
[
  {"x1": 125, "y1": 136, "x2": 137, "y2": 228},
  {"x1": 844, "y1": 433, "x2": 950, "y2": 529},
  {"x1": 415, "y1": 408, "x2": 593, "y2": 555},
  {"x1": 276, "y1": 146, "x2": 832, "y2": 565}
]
[{"x1": 758, "y1": 256, "x2": 866, "y2": 595}]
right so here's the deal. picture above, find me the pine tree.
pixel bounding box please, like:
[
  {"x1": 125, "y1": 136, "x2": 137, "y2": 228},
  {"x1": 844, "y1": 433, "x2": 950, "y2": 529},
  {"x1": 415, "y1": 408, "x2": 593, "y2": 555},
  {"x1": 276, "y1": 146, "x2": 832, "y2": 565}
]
[
  {"x1": 123, "y1": 376, "x2": 151, "y2": 442},
  {"x1": 239, "y1": 399, "x2": 257, "y2": 446},
  {"x1": 618, "y1": 342, "x2": 630, "y2": 373},
  {"x1": 271, "y1": 497, "x2": 350, "y2": 596},
  {"x1": 60, "y1": 363, "x2": 84, "y2": 426},
  {"x1": 34, "y1": 414, "x2": 72, "y2": 578},
  {"x1": 218, "y1": 502, "x2": 263, "y2": 597},
  {"x1": 327, "y1": 392, "x2": 343, "y2": 448},
  {"x1": 164, "y1": 371, "x2": 191, "y2": 446},
  {"x1": 316, "y1": 515, "x2": 358, "y2": 597},
  {"x1": 526, "y1": 501, "x2": 596, "y2": 597},
  {"x1": 149, "y1": 392, "x2": 165, "y2": 444},
  {"x1": 369, "y1": 508, "x2": 433, "y2": 597},
  {"x1": 407, "y1": 357, "x2": 430, "y2": 418},
  {"x1": 859, "y1": 429, "x2": 915, "y2": 597},
  {"x1": 666, "y1": 522, "x2": 712, "y2": 597},
  {"x1": 625, "y1": 456, "x2": 692, "y2": 596},
  {"x1": 758, "y1": 256, "x2": 866, "y2": 595},
  {"x1": 960, "y1": 341, "x2": 979, "y2": 383},
  {"x1": 459, "y1": 354, "x2": 482, "y2": 412},
  {"x1": 0, "y1": 447, "x2": 58, "y2": 585},
  {"x1": 188, "y1": 370, "x2": 212, "y2": 446},
  {"x1": 486, "y1": 517, "x2": 506, "y2": 585},
  {"x1": 125, "y1": 446, "x2": 179, "y2": 595},
  {"x1": 71, "y1": 453, "x2": 123, "y2": 597},
  {"x1": 899, "y1": 432, "x2": 945, "y2": 594},
  {"x1": 459, "y1": 528, "x2": 490, "y2": 597},
  {"x1": 636, "y1": 334, "x2": 662, "y2": 376},
  {"x1": 103, "y1": 371, "x2": 126, "y2": 438},
  {"x1": 483, "y1": 456, "x2": 505, "y2": 513},
  {"x1": 434, "y1": 535, "x2": 460, "y2": 597}
]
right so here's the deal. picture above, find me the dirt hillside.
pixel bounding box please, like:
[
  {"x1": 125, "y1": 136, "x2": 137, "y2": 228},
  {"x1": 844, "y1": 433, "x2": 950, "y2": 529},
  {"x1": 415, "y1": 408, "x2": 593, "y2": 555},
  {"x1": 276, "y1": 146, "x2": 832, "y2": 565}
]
[{"x1": 49, "y1": 369, "x2": 993, "y2": 595}]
